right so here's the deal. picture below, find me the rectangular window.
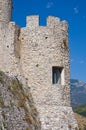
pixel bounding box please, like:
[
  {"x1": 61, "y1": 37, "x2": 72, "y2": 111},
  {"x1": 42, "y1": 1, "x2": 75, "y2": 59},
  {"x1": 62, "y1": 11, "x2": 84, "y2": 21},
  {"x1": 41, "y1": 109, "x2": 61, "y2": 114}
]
[{"x1": 52, "y1": 67, "x2": 64, "y2": 85}]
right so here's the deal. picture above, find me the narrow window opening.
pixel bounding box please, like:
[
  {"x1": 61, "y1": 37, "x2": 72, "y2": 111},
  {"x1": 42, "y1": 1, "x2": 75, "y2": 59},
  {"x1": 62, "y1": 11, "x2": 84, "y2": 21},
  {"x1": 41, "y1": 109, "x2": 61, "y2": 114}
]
[{"x1": 52, "y1": 67, "x2": 64, "y2": 85}]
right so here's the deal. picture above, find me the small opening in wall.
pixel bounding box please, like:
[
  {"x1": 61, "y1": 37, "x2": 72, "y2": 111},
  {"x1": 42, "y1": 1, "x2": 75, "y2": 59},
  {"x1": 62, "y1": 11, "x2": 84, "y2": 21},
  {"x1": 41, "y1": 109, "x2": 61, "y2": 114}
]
[
  {"x1": 7, "y1": 45, "x2": 9, "y2": 48},
  {"x1": 52, "y1": 66, "x2": 64, "y2": 85},
  {"x1": 45, "y1": 37, "x2": 48, "y2": 39},
  {"x1": 36, "y1": 64, "x2": 39, "y2": 67}
]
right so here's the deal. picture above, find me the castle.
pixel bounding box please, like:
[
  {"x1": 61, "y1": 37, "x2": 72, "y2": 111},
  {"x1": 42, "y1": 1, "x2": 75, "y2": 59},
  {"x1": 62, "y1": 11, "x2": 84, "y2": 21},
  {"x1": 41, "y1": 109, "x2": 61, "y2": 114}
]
[{"x1": 0, "y1": 0, "x2": 78, "y2": 129}]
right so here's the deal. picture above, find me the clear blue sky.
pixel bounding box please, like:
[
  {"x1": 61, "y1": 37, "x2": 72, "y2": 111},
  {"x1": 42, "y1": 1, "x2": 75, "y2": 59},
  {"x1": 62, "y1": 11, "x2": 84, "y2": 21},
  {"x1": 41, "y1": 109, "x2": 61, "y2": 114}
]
[{"x1": 12, "y1": 0, "x2": 86, "y2": 82}]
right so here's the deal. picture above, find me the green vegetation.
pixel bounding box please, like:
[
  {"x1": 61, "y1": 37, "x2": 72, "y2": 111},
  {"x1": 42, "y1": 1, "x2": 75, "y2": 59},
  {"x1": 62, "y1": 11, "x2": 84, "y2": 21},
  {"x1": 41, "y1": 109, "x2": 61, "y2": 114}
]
[
  {"x1": 79, "y1": 125, "x2": 86, "y2": 130},
  {"x1": 8, "y1": 78, "x2": 41, "y2": 129},
  {"x1": 73, "y1": 104, "x2": 86, "y2": 117},
  {"x1": 0, "y1": 71, "x2": 41, "y2": 129},
  {"x1": 83, "y1": 125, "x2": 86, "y2": 130}
]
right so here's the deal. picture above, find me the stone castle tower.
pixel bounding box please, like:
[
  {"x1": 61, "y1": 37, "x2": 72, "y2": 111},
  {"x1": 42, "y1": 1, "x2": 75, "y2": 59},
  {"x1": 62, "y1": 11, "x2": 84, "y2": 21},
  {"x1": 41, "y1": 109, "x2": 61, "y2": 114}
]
[{"x1": 0, "y1": 0, "x2": 78, "y2": 129}]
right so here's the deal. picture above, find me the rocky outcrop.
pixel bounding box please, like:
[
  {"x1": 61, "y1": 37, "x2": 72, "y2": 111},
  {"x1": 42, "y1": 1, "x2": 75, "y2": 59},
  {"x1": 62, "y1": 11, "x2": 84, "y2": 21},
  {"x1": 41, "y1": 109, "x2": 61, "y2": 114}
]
[{"x1": 0, "y1": 71, "x2": 41, "y2": 130}]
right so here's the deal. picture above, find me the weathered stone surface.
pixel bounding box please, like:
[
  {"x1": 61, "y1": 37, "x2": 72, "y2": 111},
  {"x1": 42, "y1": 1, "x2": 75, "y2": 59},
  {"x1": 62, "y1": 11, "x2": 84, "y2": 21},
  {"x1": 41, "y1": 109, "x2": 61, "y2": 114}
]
[
  {"x1": 0, "y1": 72, "x2": 41, "y2": 130},
  {"x1": 0, "y1": 0, "x2": 12, "y2": 23},
  {"x1": 0, "y1": 1, "x2": 78, "y2": 129}
]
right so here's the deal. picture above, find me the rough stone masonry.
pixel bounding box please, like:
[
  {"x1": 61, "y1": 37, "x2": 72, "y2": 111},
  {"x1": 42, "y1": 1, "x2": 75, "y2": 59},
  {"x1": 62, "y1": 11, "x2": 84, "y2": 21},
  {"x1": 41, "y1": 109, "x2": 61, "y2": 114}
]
[{"x1": 0, "y1": 0, "x2": 79, "y2": 129}]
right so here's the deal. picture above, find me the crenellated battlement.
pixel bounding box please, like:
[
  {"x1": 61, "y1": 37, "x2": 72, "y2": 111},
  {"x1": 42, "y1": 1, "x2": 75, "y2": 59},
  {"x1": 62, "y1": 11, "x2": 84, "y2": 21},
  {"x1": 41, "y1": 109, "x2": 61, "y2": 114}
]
[
  {"x1": 26, "y1": 15, "x2": 68, "y2": 31},
  {"x1": 26, "y1": 15, "x2": 39, "y2": 29},
  {"x1": 47, "y1": 16, "x2": 60, "y2": 27}
]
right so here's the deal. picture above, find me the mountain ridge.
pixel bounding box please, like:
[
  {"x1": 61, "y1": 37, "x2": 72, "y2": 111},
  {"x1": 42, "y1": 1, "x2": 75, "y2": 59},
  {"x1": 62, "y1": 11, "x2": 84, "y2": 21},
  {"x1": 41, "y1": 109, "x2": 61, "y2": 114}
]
[{"x1": 70, "y1": 79, "x2": 86, "y2": 107}]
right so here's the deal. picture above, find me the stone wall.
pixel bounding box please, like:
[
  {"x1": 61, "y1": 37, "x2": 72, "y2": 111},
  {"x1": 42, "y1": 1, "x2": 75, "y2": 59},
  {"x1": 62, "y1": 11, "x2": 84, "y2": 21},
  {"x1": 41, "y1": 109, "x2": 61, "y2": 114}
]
[
  {"x1": 0, "y1": 13, "x2": 79, "y2": 129},
  {"x1": 0, "y1": 22, "x2": 20, "y2": 76},
  {"x1": 19, "y1": 16, "x2": 78, "y2": 129},
  {"x1": 19, "y1": 16, "x2": 70, "y2": 106},
  {"x1": 0, "y1": 0, "x2": 12, "y2": 23}
]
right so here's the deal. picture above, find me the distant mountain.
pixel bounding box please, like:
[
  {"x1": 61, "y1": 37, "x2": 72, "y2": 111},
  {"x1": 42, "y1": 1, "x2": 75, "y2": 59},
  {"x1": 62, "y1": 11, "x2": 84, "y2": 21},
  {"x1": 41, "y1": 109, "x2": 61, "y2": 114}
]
[{"x1": 70, "y1": 79, "x2": 86, "y2": 107}]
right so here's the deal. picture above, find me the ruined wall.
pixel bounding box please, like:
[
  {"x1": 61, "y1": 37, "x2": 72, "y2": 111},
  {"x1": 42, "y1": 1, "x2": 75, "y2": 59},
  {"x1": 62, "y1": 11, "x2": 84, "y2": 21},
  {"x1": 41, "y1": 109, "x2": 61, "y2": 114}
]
[
  {"x1": 0, "y1": 0, "x2": 12, "y2": 23},
  {"x1": 0, "y1": 22, "x2": 21, "y2": 77}
]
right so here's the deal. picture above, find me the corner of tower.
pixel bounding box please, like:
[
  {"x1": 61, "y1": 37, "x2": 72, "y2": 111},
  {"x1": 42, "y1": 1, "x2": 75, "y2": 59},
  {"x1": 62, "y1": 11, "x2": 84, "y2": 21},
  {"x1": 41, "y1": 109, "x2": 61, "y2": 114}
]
[
  {"x1": 0, "y1": 0, "x2": 12, "y2": 24},
  {"x1": 61, "y1": 20, "x2": 68, "y2": 32},
  {"x1": 47, "y1": 16, "x2": 68, "y2": 32}
]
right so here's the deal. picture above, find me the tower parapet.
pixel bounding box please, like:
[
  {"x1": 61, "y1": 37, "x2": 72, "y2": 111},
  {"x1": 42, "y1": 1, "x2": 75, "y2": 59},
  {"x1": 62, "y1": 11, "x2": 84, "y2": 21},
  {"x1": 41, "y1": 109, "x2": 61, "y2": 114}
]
[
  {"x1": 26, "y1": 15, "x2": 39, "y2": 29},
  {"x1": 0, "y1": 0, "x2": 12, "y2": 23},
  {"x1": 47, "y1": 16, "x2": 60, "y2": 27},
  {"x1": 26, "y1": 15, "x2": 68, "y2": 32}
]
